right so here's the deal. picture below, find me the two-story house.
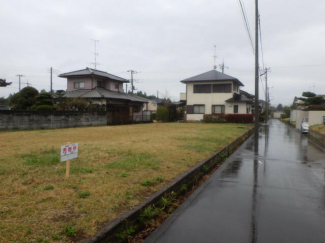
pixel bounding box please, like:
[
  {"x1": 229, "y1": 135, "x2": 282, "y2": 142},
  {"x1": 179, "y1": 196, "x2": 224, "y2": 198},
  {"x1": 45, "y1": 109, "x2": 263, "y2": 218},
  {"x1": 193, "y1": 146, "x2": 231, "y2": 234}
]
[
  {"x1": 180, "y1": 69, "x2": 252, "y2": 121},
  {"x1": 59, "y1": 67, "x2": 149, "y2": 124}
]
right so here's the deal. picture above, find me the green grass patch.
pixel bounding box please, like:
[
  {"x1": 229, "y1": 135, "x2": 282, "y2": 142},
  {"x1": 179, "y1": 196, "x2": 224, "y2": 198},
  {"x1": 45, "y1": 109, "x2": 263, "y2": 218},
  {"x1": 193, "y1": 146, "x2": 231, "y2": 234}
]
[
  {"x1": 55, "y1": 167, "x2": 94, "y2": 175},
  {"x1": 184, "y1": 144, "x2": 215, "y2": 152},
  {"x1": 155, "y1": 176, "x2": 163, "y2": 182},
  {"x1": 65, "y1": 184, "x2": 78, "y2": 189},
  {"x1": 43, "y1": 185, "x2": 54, "y2": 191},
  {"x1": 21, "y1": 148, "x2": 60, "y2": 166},
  {"x1": 60, "y1": 224, "x2": 76, "y2": 236},
  {"x1": 78, "y1": 191, "x2": 90, "y2": 199},
  {"x1": 120, "y1": 172, "x2": 128, "y2": 177},
  {"x1": 140, "y1": 179, "x2": 154, "y2": 186},
  {"x1": 105, "y1": 151, "x2": 159, "y2": 171},
  {"x1": 0, "y1": 168, "x2": 7, "y2": 175}
]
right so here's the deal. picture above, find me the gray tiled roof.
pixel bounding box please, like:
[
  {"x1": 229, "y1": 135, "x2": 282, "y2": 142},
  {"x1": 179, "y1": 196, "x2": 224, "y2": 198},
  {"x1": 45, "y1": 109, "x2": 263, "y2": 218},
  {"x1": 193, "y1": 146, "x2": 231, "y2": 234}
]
[
  {"x1": 59, "y1": 67, "x2": 129, "y2": 83},
  {"x1": 180, "y1": 70, "x2": 244, "y2": 86},
  {"x1": 65, "y1": 87, "x2": 148, "y2": 103},
  {"x1": 226, "y1": 94, "x2": 253, "y2": 103},
  {"x1": 240, "y1": 90, "x2": 254, "y2": 97}
]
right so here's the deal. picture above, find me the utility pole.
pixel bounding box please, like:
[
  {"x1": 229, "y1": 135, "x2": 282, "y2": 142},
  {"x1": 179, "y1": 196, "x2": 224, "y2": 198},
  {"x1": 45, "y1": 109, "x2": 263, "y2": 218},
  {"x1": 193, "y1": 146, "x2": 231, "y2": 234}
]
[
  {"x1": 260, "y1": 68, "x2": 270, "y2": 122},
  {"x1": 50, "y1": 67, "x2": 53, "y2": 93},
  {"x1": 91, "y1": 39, "x2": 99, "y2": 69},
  {"x1": 254, "y1": 0, "x2": 259, "y2": 147},
  {"x1": 127, "y1": 70, "x2": 137, "y2": 94},
  {"x1": 16, "y1": 74, "x2": 24, "y2": 92},
  {"x1": 219, "y1": 59, "x2": 229, "y2": 73},
  {"x1": 26, "y1": 80, "x2": 31, "y2": 87}
]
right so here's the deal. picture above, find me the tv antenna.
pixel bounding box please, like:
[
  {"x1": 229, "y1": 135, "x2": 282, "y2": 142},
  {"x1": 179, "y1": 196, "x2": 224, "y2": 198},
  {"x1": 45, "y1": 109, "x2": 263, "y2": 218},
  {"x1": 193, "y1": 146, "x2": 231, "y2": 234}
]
[
  {"x1": 213, "y1": 45, "x2": 217, "y2": 70},
  {"x1": 219, "y1": 59, "x2": 229, "y2": 73},
  {"x1": 91, "y1": 39, "x2": 99, "y2": 69}
]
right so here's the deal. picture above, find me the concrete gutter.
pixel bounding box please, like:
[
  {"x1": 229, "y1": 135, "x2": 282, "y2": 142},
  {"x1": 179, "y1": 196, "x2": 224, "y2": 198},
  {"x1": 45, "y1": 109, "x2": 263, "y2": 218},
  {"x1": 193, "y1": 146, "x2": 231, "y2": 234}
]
[{"x1": 80, "y1": 126, "x2": 255, "y2": 243}]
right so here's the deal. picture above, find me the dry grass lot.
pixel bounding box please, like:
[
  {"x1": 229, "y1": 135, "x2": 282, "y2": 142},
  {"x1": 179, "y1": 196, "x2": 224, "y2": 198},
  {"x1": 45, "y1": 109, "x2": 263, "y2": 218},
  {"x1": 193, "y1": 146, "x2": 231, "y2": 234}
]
[
  {"x1": 310, "y1": 124, "x2": 325, "y2": 134},
  {"x1": 0, "y1": 123, "x2": 252, "y2": 242}
]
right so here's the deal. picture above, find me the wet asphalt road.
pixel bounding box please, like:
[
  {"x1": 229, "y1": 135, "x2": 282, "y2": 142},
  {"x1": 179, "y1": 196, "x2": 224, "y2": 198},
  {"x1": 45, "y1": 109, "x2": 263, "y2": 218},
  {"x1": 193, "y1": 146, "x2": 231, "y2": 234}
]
[{"x1": 144, "y1": 119, "x2": 325, "y2": 243}]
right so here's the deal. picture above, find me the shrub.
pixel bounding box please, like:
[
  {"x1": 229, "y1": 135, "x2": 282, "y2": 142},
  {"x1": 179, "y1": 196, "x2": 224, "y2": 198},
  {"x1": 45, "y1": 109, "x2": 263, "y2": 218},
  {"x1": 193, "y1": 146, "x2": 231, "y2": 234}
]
[
  {"x1": 203, "y1": 114, "x2": 226, "y2": 123},
  {"x1": 34, "y1": 105, "x2": 56, "y2": 110},
  {"x1": 203, "y1": 114, "x2": 254, "y2": 123},
  {"x1": 151, "y1": 113, "x2": 156, "y2": 120},
  {"x1": 156, "y1": 107, "x2": 168, "y2": 122}
]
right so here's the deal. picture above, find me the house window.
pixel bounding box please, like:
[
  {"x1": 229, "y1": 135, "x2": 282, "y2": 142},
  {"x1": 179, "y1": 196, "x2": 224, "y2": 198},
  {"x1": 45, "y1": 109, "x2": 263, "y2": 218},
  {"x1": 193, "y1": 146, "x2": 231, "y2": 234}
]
[
  {"x1": 193, "y1": 84, "x2": 211, "y2": 93},
  {"x1": 74, "y1": 82, "x2": 85, "y2": 89},
  {"x1": 212, "y1": 105, "x2": 225, "y2": 114},
  {"x1": 247, "y1": 106, "x2": 250, "y2": 114},
  {"x1": 212, "y1": 84, "x2": 232, "y2": 93},
  {"x1": 234, "y1": 105, "x2": 238, "y2": 113},
  {"x1": 194, "y1": 105, "x2": 205, "y2": 114},
  {"x1": 97, "y1": 81, "x2": 104, "y2": 87},
  {"x1": 115, "y1": 83, "x2": 119, "y2": 89}
]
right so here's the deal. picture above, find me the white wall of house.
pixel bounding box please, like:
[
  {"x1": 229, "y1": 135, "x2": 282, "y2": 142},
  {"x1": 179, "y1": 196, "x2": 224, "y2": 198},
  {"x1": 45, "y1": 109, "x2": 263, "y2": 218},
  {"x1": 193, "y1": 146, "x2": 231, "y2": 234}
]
[
  {"x1": 274, "y1": 111, "x2": 284, "y2": 118},
  {"x1": 105, "y1": 81, "x2": 124, "y2": 92},
  {"x1": 186, "y1": 82, "x2": 232, "y2": 115},
  {"x1": 295, "y1": 110, "x2": 308, "y2": 130},
  {"x1": 290, "y1": 110, "x2": 297, "y2": 122},
  {"x1": 185, "y1": 82, "x2": 250, "y2": 121},
  {"x1": 67, "y1": 77, "x2": 92, "y2": 91},
  {"x1": 226, "y1": 103, "x2": 248, "y2": 114},
  {"x1": 146, "y1": 101, "x2": 157, "y2": 112},
  {"x1": 293, "y1": 110, "x2": 325, "y2": 130},
  {"x1": 180, "y1": 93, "x2": 186, "y2": 101},
  {"x1": 309, "y1": 111, "x2": 325, "y2": 126},
  {"x1": 67, "y1": 77, "x2": 124, "y2": 92}
]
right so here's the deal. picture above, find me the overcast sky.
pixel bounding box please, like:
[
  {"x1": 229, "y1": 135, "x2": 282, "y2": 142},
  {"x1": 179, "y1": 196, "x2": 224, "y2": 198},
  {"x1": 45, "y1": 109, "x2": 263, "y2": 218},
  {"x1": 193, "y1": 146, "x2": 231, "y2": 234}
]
[{"x1": 1, "y1": 0, "x2": 324, "y2": 106}]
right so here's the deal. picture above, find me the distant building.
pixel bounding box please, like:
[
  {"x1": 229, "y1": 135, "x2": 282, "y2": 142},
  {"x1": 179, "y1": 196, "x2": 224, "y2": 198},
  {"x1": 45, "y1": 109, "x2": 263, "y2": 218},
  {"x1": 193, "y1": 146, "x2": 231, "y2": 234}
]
[
  {"x1": 180, "y1": 69, "x2": 252, "y2": 121},
  {"x1": 59, "y1": 67, "x2": 149, "y2": 124}
]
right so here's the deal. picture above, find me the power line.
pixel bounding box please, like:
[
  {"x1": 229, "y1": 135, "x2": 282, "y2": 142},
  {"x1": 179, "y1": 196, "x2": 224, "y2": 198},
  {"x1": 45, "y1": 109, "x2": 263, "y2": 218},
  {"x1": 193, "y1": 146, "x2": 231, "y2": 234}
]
[
  {"x1": 238, "y1": 0, "x2": 254, "y2": 54},
  {"x1": 258, "y1": 15, "x2": 265, "y2": 70}
]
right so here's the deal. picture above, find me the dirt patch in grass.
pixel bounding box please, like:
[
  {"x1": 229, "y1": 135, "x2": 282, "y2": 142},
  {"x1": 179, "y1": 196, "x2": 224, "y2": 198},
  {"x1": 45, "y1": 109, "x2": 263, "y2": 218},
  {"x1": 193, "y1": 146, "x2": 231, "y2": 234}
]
[{"x1": 0, "y1": 123, "x2": 252, "y2": 242}]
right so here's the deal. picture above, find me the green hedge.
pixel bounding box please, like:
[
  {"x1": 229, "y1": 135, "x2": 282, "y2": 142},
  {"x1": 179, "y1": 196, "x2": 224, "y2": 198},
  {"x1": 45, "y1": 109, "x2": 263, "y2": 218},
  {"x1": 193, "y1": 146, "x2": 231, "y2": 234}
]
[{"x1": 203, "y1": 114, "x2": 254, "y2": 123}]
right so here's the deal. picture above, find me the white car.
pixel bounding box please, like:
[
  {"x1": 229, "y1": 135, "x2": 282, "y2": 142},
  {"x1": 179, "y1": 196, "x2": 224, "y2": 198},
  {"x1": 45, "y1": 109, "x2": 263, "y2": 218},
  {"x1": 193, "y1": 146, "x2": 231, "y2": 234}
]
[{"x1": 301, "y1": 117, "x2": 309, "y2": 134}]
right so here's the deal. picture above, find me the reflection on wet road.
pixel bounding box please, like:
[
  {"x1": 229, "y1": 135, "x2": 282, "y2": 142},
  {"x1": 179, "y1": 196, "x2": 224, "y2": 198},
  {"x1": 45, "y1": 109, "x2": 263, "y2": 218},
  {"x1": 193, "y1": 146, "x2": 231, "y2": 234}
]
[{"x1": 145, "y1": 119, "x2": 325, "y2": 243}]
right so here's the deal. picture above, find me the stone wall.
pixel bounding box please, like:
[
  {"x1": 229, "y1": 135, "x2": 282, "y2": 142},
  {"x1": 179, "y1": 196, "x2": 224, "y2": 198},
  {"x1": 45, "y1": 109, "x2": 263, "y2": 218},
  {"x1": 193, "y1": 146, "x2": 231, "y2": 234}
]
[
  {"x1": 309, "y1": 128, "x2": 325, "y2": 147},
  {"x1": 0, "y1": 110, "x2": 107, "y2": 130}
]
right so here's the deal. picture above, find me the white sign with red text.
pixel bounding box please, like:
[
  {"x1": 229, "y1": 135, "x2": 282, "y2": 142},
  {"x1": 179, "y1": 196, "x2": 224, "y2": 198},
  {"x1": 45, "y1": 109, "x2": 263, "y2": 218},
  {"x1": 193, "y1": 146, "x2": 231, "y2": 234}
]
[{"x1": 60, "y1": 143, "x2": 78, "y2": 162}]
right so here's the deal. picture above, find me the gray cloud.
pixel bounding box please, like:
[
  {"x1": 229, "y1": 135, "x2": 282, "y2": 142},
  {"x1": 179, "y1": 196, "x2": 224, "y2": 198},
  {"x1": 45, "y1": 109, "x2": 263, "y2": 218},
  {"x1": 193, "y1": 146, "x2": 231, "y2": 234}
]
[{"x1": 1, "y1": 0, "x2": 325, "y2": 106}]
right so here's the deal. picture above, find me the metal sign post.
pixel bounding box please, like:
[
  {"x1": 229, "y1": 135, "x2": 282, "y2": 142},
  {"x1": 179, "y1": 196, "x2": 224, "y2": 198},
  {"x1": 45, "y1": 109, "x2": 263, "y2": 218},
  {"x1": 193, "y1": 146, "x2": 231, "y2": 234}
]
[{"x1": 60, "y1": 143, "x2": 78, "y2": 178}]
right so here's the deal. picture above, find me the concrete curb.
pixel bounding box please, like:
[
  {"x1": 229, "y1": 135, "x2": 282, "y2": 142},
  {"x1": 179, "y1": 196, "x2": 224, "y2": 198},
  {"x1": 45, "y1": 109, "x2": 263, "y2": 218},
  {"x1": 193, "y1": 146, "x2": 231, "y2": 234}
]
[{"x1": 80, "y1": 126, "x2": 255, "y2": 243}]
